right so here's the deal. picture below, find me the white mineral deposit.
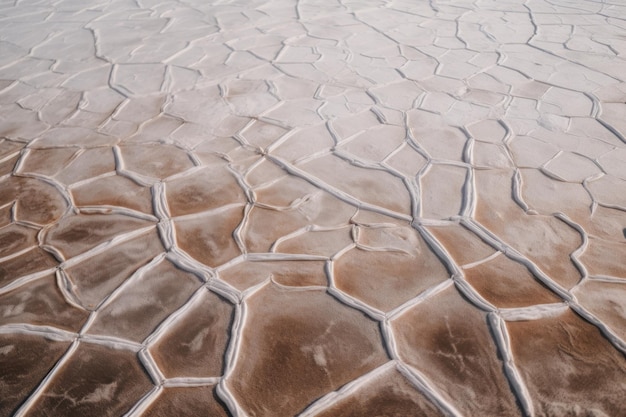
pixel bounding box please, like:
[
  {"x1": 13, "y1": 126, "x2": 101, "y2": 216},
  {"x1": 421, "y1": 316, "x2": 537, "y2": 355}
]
[{"x1": 1, "y1": 0, "x2": 625, "y2": 416}]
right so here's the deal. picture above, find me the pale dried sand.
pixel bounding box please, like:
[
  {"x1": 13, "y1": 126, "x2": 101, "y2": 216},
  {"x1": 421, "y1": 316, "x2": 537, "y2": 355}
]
[{"x1": 1, "y1": 0, "x2": 625, "y2": 416}]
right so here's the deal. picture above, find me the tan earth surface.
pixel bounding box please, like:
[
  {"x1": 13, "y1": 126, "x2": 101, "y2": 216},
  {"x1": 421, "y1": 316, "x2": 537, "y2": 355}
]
[{"x1": 1, "y1": 0, "x2": 626, "y2": 416}]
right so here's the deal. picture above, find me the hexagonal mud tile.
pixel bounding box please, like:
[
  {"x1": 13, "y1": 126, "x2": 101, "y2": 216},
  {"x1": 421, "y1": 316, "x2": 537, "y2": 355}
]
[
  {"x1": 71, "y1": 174, "x2": 154, "y2": 214},
  {"x1": 462, "y1": 253, "x2": 562, "y2": 308},
  {"x1": 474, "y1": 169, "x2": 583, "y2": 289},
  {"x1": 119, "y1": 144, "x2": 195, "y2": 180},
  {"x1": 427, "y1": 223, "x2": 496, "y2": 266},
  {"x1": 506, "y1": 309, "x2": 626, "y2": 416},
  {"x1": 173, "y1": 206, "x2": 244, "y2": 268},
  {"x1": 150, "y1": 289, "x2": 233, "y2": 378},
  {"x1": 1, "y1": 176, "x2": 68, "y2": 226},
  {"x1": 165, "y1": 165, "x2": 246, "y2": 217},
  {"x1": 0, "y1": 333, "x2": 70, "y2": 416},
  {"x1": 64, "y1": 229, "x2": 163, "y2": 309},
  {"x1": 334, "y1": 224, "x2": 449, "y2": 312},
  {"x1": 28, "y1": 342, "x2": 153, "y2": 417},
  {"x1": 43, "y1": 213, "x2": 154, "y2": 260},
  {"x1": 391, "y1": 286, "x2": 521, "y2": 416},
  {"x1": 227, "y1": 282, "x2": 389, "y2": 416},
  {"x1": 86, "y1": 259, "x2": 201, "y2": 343},
  {"x1": 0, "y1": 247, "x2": 57, "y2": 288},
  {"x1": 0, "y1": 275, "x2": 89, "y2": 331}
]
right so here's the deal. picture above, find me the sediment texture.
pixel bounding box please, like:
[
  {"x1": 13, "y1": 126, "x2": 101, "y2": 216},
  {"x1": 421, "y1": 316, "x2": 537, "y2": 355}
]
[{"x1": 1, "y1": 0, "x2": 625, "y2": 416}]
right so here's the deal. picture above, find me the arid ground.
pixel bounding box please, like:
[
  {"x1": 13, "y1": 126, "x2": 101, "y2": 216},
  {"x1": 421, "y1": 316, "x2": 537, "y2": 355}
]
[{"x1": 1, "y1": 0, "x2": 625, "y2": 416}]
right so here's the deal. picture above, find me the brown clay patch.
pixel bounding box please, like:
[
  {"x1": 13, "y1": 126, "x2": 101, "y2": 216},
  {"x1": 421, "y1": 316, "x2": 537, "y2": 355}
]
[
  {"x1": 44, "y1": 213, "x2": 153, "y2": 259},
  {"x1": 463, "y1": 253, "x2": 562, "y2": 308},
  {"x1": 18, "y1": 147, "x2": 78, "y2": 177},
  {"x1": 2, "y1": 177, "x2": 68, "y2": 225},
  {"x1": 87, "y1": 259, "x2": 200, "y2": 342},
  {"x1": 474, "y1": 169, "x2": 583, "y2": 289},
  {"x1": 143, "y1": 386, "x2": 229, "y2": 417},
  {"x1": 0, "y1": 154, "x2": 19, "y2": 176},
  {"x1": 0, "y1": 223, "x2": 38, "y2": 258},
  {"x1": 0, "y1": 333, "x2": 70, "y2": 416},
  {"x1": 227, "y1": 283, "x2": 388, "y2": 416},
  {"x1": 0, "y1": 275, "x2": 89, "y2": 331},
  {"x1": 165, "y1": 164, "x2": 246, "y2": 217},
  {"x1": 335, "y1": 225, "x2": 448, "y2": 311},
  {"x1": 29, "y1": 342, "x2": 153, "y2": 417},
  {"x1": 0, "y1": 247, "x2": 58, "y2": 287},
  {"x1": 219, "y1": 259, "x2": 327, "y2": 290},
  {"x1": 392, "y1": 286, "x2": 521, "y2": 416},
  {"x1": 65, "y1": 229, "x2": 163, "y2": 309},
  {"x1": 55, "y1": 147, "x2": 116, "y2": 185},
  {"x1": 427, "y1": 223, "x2": 496, "y2": 266},
  {"x1": 506, "y1": 309, "x2": 626, "y2": 416},
  {"x1": 174, "y1": 206, "x2": 243, "y2": 268},
  {"x1": 71, "y1": 174, "x2": 153, "y2": 214},
  {"x1": 150, "y1": 289, "x2": 233, "y2": 378},
  {"x1": 316, "y1": 367, "x2": 444, "y2": 417},
  {"x1": 335, "y1": 247, "x2": 448, "y2": 311}
]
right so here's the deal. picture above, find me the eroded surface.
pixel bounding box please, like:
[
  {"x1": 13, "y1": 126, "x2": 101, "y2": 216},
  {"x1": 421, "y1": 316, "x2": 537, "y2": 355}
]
[{"x1": 1, "y1": 0, "x2": 625, "y2": 416}]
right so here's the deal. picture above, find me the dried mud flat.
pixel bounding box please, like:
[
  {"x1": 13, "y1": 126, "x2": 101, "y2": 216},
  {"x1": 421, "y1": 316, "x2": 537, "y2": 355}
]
[{"x1": 1, "y1": 0, "x2": 626, "y2": 416}]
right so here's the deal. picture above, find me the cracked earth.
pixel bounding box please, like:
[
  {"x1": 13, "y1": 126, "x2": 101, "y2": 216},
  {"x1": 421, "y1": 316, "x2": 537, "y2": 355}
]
[{"x1": 1, "y1": 0, "x2": 626, "y2": 416}]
